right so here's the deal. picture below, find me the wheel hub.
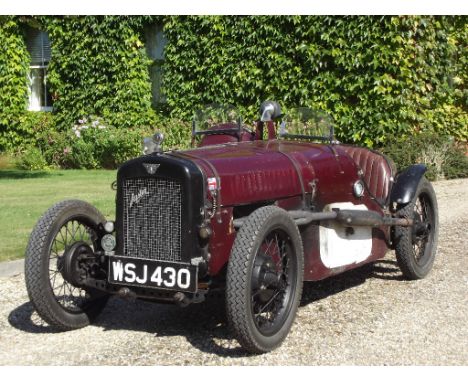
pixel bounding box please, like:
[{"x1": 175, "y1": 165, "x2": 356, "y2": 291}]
[
  {"x1": 252, "y1": 253, "x2": 281, "y2": 303},
  {"x1": 59, "y1": 242, "x2": 94, "y2": 287},
  {"x1": 412, "y1": 213, "x2": 430, "y2": 243}
]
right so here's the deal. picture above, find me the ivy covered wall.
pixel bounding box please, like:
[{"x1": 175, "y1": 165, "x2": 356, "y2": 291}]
[
  {"x1": 41, "y1": 16, "x2": 157, "y2": 130},
  {"x1": 0, "y1": 15, "x2": 466, "y2": 153},
  {"x1": 162, "y1": 16, "x2": 467, "y2": 145},
  {"x1": 0, "y1": 17, "x2": 31, "y2": 149}
]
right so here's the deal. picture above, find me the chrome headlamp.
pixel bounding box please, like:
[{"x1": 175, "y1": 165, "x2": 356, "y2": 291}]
[{"x1": 353, "y1": 180, "x2": 365, "y2": 198}]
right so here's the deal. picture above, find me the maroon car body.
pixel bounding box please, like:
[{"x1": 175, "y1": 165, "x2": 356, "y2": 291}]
[
  {"x1": 24, "y1": 102, "x2": 439, "y2": 354},
  {"x1": 178, "y1": 138, "x2": 389, "y2": 280}
]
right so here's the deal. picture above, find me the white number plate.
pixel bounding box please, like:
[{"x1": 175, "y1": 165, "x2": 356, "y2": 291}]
[{"x1": 108, "y1": 256, "x2": 197, "y2": 293}]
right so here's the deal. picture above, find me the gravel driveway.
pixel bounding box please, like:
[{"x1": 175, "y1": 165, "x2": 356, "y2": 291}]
[{"x1": 1, "y1": 179, "x2": 467, "y2": 365}]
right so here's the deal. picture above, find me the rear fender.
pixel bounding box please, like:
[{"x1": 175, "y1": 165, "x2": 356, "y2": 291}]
[{"x1": 389, "y1": 164, "x2": 427, "y2": 207}]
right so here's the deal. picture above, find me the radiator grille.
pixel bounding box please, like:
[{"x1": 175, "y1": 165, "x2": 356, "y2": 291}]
[{"x1": 122, "y1": 178, "x2": 182, "y2": 261}]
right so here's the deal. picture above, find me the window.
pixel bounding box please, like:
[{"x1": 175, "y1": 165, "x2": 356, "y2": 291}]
[
  {"x1": 25, "y1": 26, "x2": 52, "y2": 111},
  {"x1": 145, "y1": 24, "x2": 167, "y2": 107}
]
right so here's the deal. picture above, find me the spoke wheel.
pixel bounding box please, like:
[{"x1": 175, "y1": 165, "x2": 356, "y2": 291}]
[
  {"x1": 251, "y1": 230, "x2": 295, "y2": 336},
  {"x1": 25, "y1": 200, "x2": 109, "y2": 330},
  {"x1": 226, "y1": 206, "x2": 304, "y2": 354},
  {"x1": 49, "y1": 220, "x2": 97, "y2": 312},
  {"x1": 394, "y1": 178, "x2": 439, "y2": 280}
]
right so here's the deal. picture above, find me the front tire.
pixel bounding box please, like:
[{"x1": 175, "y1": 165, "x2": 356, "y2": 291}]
[
  {"x1": 226, "y1": 206, "x2": 304, "y2": 353},
  {"x1": 394, "y1": 178, "x2": 439, "y2": 280},
  {"x1": 25, "y1": 200, "x2": 109, "y2": 330}
]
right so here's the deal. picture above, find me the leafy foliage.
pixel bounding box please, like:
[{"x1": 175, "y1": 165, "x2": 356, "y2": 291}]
[
  {"x1": 381, "y1": 132, "x2": 468, "y2": 181},
  {"x1": 35, "y1": 121, "x2": 145, "y2": 169},
  {"x1": 41, "y1": 16, "x2": 157, "y2": 131},
  {"x1": 16, "y1": 147, "x2": 49, "y2": 171},
  {"x1": 162, "y1": 16, "x2": 467, "y2": 146},
  {"x1": 0, "y1": 17, "x2": 31, "y2": 150},
  {"x1": 30, "y1": 116, "x2": 191, "y2": 169},
  {"x1": 0, "y1": 15, "x2": 466, "y2": 173}
]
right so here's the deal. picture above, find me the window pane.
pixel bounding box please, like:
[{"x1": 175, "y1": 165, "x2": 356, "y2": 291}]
[
  {"x1": 28, "y1": 67, "x2": 52, "y2": 111},
  {"x1": 145, "y1": 24, "x2": 167, "y2": 61},
  {"x1": 25, "y1": 26, "x2": 51, "y2": 66},
  {"x1": 28, "y1": 68, "x2": 44, "y2": 111},
  {"x1": 150, "y1": 63, "x2": 166, "y2": 106},
  {"x1": 146, "y1": 24, "x2": 167, "y2": 106}
]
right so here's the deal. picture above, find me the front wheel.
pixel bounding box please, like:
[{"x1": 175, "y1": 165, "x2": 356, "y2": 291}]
[
  {"x1": 25, "y1": 200, "x2": 109, "y2": 330},
  {"x1": 226, "y1": 206, "x2": 304, "y2": 353},
  {"x1": 394, "y1": 178, "x2": 439, "y2": 280}
]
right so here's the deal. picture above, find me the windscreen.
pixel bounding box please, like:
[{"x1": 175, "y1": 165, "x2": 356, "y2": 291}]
[
  {"x1": 279, "y1": 107, "x2": 334, "y2": 142},
  {"x1": 192, "y1": 104, "x2": 241, "y2": 135}
]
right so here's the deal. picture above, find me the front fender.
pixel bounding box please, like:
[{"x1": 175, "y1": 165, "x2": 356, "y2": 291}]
[{"x1": 390, "y1": 164, "x2": 427, "y2": 206}]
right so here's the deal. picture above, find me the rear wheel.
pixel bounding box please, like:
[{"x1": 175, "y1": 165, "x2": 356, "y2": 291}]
[
  {"x1": 394, "y1": 178, "x2": 439, "y2": 279},
  {"x1": 226, "y1": 206, "x2": 304, "y2": 353},
  {"x1": 25, "y1": 200, "x2": 109, "y2": 330}
]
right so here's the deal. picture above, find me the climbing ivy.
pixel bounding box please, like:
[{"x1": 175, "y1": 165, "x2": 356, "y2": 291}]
[
  {"x1": 41, "y1": 16, "x2": 157, "y2": 131},
  {"x1": 0, "y1": 16, "x2": 466, "y2": 154},
  {"x1": 0, "y1": 17, "x2": 31, "y2": 150},
  {"x1": 162, "y1": 16, "x2": 467, "y2": 146}
]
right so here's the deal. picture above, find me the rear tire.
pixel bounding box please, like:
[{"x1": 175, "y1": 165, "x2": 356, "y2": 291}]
[
  {"x1": 394, "y1": 178, "x2": 439, "y2": 280},
  {"x1": 25, "y1": 200, "x2": 109, "y2": 330},
  {"x1": 226, "y1": 206, "x2": 304, "y2": 353}
]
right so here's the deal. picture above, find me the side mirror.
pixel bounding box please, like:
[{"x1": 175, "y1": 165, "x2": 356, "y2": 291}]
[{"x1": 259, "y1": 101, "x2": 282, "y2": 122}]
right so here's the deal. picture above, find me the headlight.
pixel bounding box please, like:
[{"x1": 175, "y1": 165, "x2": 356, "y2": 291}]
[
  {"x1": 101, "y1": 234, "x2": 116, "y2": 252},
  {"x1": 103, "y1": 221, "x2": 114, "y2": 233},
  {"x1": 353, "y1": 180, "x2": 365, "y2": 198}
]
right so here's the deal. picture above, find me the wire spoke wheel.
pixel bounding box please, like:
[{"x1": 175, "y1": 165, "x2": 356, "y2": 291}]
[
  {"x1": 250, "y1": 230, "x2": 295, "y2": 336},
  {"x1": 227, "y1": 206, "x2": 304, "y2": 354},
  {"x1": 411, "y1": 195, "x2": 434, "y2": 264},
  {"x1": 49, "y1": 219, "x2": 97, "y2": 312},
  {"x1": 25, "y1": 200, "x2": 109, "y2": 330},
  {"x1": 394, "y1": 178, "x2": 439, "y2": 280}
]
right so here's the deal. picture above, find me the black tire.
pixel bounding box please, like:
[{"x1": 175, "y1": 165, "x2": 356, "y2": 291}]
[
  {"x1": 394, "y1": 177, "x2": 439, "y2": 280},
  {"x1": 25, "y1": 199, "x2": 109, "y2": 330},
  {"x1": 226, "y1": 206, "x2": 304, "y2": 353}
]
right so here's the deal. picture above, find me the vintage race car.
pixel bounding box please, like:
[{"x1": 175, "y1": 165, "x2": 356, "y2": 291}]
[{"x1": 25, "y1": 102, "x2": 439, "y2": 353}]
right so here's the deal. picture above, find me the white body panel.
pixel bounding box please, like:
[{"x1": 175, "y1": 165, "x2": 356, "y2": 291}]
[{"x1": 319, "y1": 202, "x2": 373, "y2": 268}]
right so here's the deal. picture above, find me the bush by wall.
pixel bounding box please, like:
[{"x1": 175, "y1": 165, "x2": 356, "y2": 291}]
[
  {"x1": 381, "y1": 132, "x2": 468, "y2": 181},
  {"x1": 22, "y1": 115, "x2": 191, "y2": 169}
]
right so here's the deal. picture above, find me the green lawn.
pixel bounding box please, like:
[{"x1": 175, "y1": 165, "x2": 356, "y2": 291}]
[{"x1": 0, "y1": 169, "x2": 116, "y2": 262}]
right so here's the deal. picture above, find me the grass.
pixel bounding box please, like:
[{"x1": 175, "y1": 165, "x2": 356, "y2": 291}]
[{"x1": 0, "y1": 169, "x2": 116, "y2": 262}]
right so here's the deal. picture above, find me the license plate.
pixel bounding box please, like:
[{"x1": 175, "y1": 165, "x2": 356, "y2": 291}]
[{"x1": 108, "y1": 256, "x2": 198, "y2": 293}]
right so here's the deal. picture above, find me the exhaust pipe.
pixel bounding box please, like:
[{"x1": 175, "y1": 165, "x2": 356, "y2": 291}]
[
  {"x1": 233, "y1": 209, "x2": 412, "y2": 228},
  {"x1": 335, "y1": 210, "x2": 412, "y2": 227}
]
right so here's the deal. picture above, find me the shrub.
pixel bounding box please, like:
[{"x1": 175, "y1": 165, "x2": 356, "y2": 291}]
[
  {"x1": 40, "y1": 119, "x2": 143, "y2": 169},
  {"x1": 16, "y1": 147, "x2": 49, "y2": 171},
  {"x1": 0, "y1": 153, "x2": 15, "y2": 169},
  {"x1": 380, "y1": 133, "x2": 468, "y2": 181},
  {"x1": 34, "y1": 116, "x2": 190, "y2": 169}
]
